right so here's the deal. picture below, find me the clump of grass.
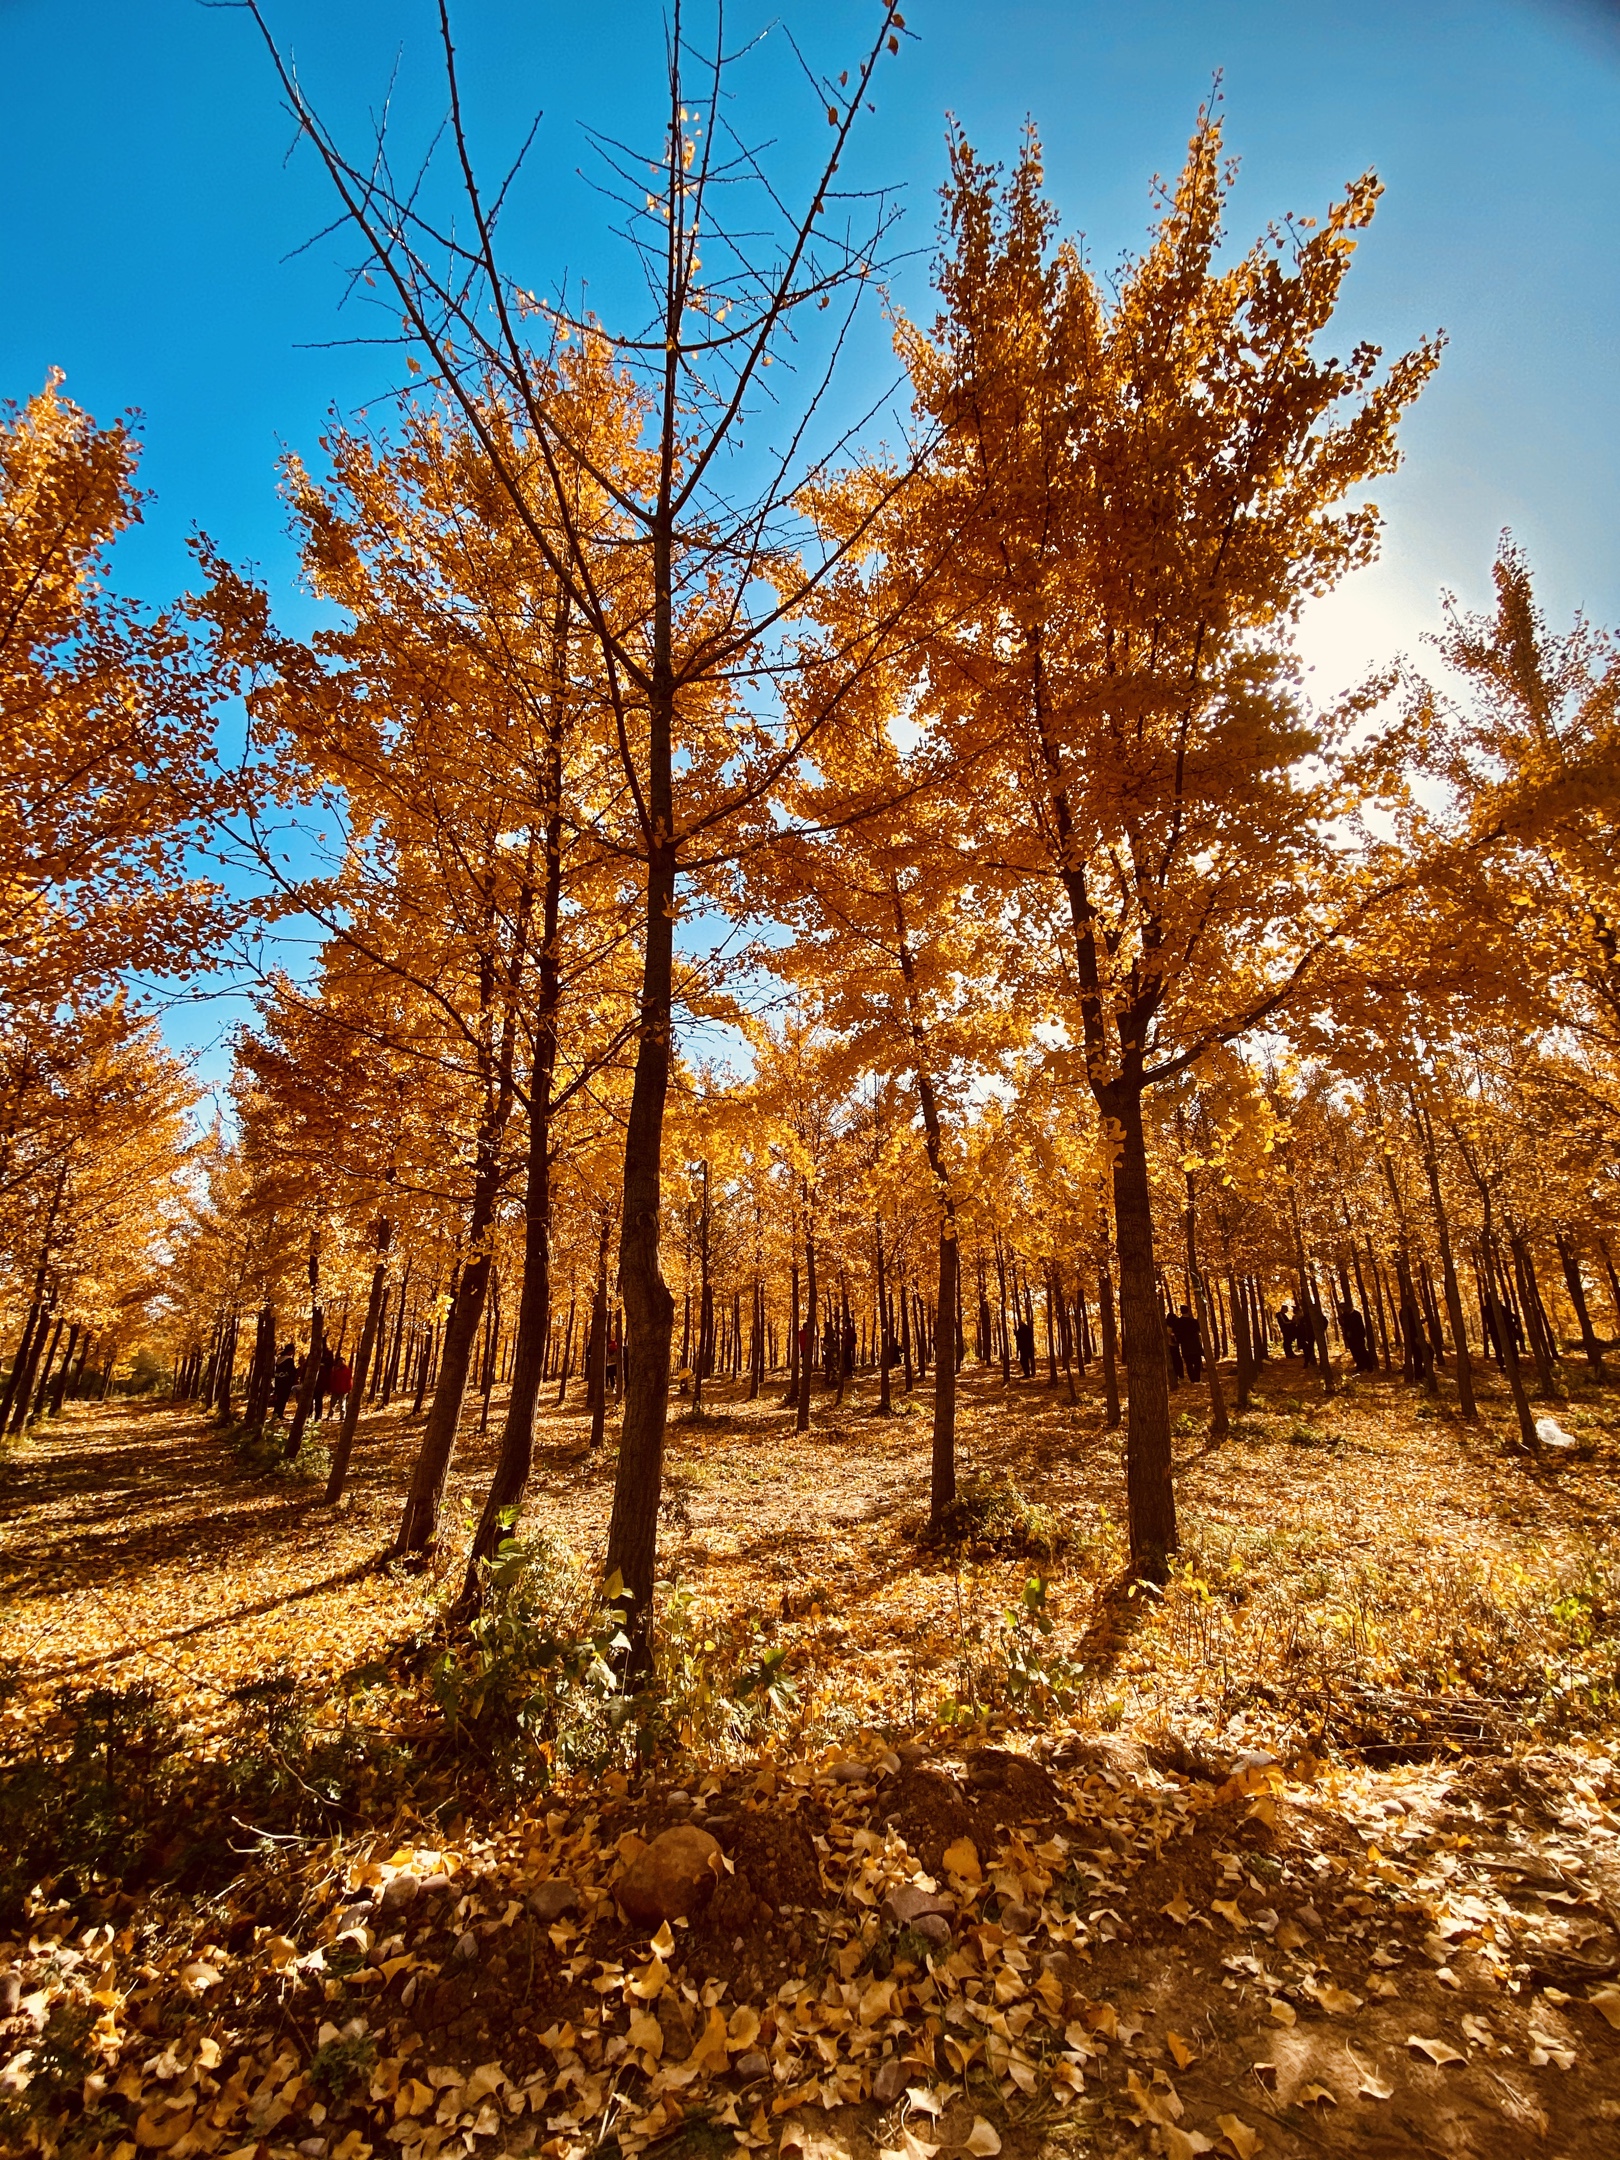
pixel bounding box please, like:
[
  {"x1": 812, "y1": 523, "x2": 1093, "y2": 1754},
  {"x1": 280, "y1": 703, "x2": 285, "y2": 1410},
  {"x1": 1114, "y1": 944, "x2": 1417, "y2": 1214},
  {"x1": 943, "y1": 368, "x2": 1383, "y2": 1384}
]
[
  {"x1": 308, "y1": 2027, "x2": 378, "y2": 2103},
  {"x1": 226, "y1": 1420, "x2": 331, "y2": 1483},
  {"x1": 915, "y1": 1472, "x2": 1070, "y2": 1560}
]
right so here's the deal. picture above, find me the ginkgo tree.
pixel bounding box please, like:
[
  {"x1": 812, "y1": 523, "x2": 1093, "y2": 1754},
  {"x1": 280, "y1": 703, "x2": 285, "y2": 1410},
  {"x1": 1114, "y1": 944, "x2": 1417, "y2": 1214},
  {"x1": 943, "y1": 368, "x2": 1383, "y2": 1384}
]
[
  {"x1": 245, "y1": 0, "x2": 923, "y2": 1659},
  {"x1": 0, "y1": 373, "x2": 238, "y2": 1006},
  {"x1": 872, "y1": 117, "x2": 1439, "y2": 1573}
]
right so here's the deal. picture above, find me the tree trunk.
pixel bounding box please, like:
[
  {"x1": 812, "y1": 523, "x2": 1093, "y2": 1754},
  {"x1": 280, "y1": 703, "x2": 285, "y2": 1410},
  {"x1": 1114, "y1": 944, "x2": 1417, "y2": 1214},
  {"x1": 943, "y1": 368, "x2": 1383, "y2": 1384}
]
[
  {"x1": 1510, "y1": 1232, "x2": 1558, "y2": 1400},
  {"x1": 797, "y1": 1209, "x2": 818, "y2": 1433},
  {"x1": 46, "y1": 1323, "x2": 80, "y2": 1419},
  {"x1": 784, "y1": 1253, "x2": 800, "y2": 1409},
  {"x1": 284, "y1": 1305, "x2": 325, "y2": 1461},
  {"x1": 1227, "y1": 1269, "x2": 1255, "y2": 1411},
  {"x1": 1185, "y1": 1174, "x2": 1229, "y2": 1438},
  {"x1": 693, "y1": 1160, "x2": 712, "y2": 1413},
  {"x1": 327, "y1": 1230, "x2": 390, "y2": 1506},
  {"x1": 1097, "y1": 1082, "x2": 1176, "y2": 1575},
  {"x1": 396, "y1": 1229, "x2": 495, "y2": 1554},
  {"x1": 875, "y1": 1217, "x2": 893, "y2": 1415},
  {"x1": 604, "y1": 805, "x2": 679, "y2": 1668},
  {"x1": 589, "y1": 1213, "x2": 613, "y2": 1453},
  {"x1": 21, "y1": 1315, "x2": 65, "y2": 1431},
  {"x1": 1598, "y1": 1236, "x2": 1620, "y2": 1335},
  {"x1": 1290, "y1": 1189, "x2": 1338, "y2": 1398},
  {"x1": 242, "y1": 1303, "x2": 277, "y2": 1433},
  {"x1": 67, "y1": 1329, "x2": 93, "y2": 1403},
  {"x1": 1098, "y1": 1256, "x2": 1122, "y2": 1430},
  {"x1": 366, "y1": 1285, "x2": 390, "y2": 1399},
  {"x1": 1473, "y1": 1198, "x2": 1540, "y2": 1451},
  {"x1": 0, "y1": 1302, "x2": 43, "y2": 1433},
  {"x1": 1556, "y1": 1232, "x2": 1606, "y2": 1378},
  {"x1": 1408, "y1": 1096, "x2": 1476, "y2": 1415}
]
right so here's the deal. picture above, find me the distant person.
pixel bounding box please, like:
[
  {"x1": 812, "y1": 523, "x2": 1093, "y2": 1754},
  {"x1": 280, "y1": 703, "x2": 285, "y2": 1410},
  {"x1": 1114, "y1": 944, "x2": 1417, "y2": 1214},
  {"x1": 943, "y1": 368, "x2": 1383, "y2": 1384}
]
[
  {"x1": 1014, "y1": 1316, "x2": 1036, "y2": 1377},
  {"x1": 327, "y1": 1353, "x2": 353, "y2": 1420},
  {"x1": 312, "y1": 1343, "x2": 334, "y2": 1421},
  {"x1": 270, "y1": 1344, "x2": 298, "y2": 1420},
  {"x1": 1164, "y1": 1305, "x2": 1185, "y2": 1384},
  {"x1": 1175, "y1": 1304, "x2": 1203, "y2": 1383},
  {"x1": 1277, "y1": 1304, "x2": 1297, "y2": 1358},
  {"x1": 1340, "y1": 1302, "x2": 1373, "y2": 1372}
]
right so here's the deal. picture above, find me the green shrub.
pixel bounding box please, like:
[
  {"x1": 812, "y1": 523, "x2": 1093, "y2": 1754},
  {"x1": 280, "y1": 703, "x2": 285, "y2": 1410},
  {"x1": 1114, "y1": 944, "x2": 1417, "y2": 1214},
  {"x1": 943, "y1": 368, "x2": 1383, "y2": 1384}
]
[
  {"x1": 938, "y1": 1573, "x2": 1087, "y2": 1726},
  {"x1": 639, "y1": 1583, "x2": 799, "y2": 1761},
  {"x1": 0, "y1": 1679, "x2": 180, "y2": 1919},
  {"x1": 429, "y1": 1530, "x2": 629, "y2": 1792},
  {"x1": 431, "y1": 1529, "x2": 802, "y2": 1787}
]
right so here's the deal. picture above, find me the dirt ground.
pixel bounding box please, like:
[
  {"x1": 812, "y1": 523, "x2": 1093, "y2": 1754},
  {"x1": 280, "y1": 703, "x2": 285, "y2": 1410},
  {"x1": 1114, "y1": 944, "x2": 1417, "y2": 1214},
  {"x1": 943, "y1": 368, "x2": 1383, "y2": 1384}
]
[{"x1": 3, "y1": 1350, "x2": 1619, "y2": 2160}]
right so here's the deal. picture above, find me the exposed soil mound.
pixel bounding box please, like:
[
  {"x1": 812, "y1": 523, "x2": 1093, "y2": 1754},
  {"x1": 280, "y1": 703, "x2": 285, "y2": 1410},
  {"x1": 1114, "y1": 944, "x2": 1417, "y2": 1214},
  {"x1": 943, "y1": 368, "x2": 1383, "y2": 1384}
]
[
  {"x1": 706, "y1": 1801, "x2": 827, "y2": 1932},
  {"x1": 878, "y1": 1745, "x2": 1065, "y2": 1872}
]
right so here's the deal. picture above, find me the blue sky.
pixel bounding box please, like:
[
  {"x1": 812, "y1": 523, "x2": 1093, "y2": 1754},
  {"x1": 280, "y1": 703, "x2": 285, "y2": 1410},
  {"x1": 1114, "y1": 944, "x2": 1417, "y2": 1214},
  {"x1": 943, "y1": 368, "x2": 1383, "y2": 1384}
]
[{"x1": 4, "y1": 0, "x2": 1618, "y2": 1087}]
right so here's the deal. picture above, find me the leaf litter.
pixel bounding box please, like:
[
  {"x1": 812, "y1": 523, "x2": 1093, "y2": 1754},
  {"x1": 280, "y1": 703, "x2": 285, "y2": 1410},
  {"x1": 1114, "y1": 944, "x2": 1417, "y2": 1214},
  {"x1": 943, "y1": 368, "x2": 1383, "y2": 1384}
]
[{"x1": 3, "y1": 1360, "x2": 1620, "y2": 2159}]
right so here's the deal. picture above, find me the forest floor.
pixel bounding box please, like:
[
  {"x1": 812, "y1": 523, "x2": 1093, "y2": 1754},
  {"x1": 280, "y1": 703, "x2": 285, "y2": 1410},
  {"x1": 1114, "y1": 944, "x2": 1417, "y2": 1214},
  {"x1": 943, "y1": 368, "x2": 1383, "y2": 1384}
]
[{"x1": 3, "y1": 1351, "x2": 1620, "y2": 2160}]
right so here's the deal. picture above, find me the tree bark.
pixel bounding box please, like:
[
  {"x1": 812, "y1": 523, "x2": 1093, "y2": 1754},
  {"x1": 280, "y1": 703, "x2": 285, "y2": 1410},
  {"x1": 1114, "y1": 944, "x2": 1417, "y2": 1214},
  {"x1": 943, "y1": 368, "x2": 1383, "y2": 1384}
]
[
  {"x1": 19, "y1": 1314, "x2": 64, "y2": 1432},
  {"x1": 889, "y1": 875, "x2": 959, "y2": 1523},
  {"x1": 397, "y1": 852, "x2": 529, "y2": 1555},
  {"x1": 875, "y1": 1216, "x2": 893, "y2": 1415},
  {"x1": 1510, "y1": 1231, "x2": 1558, "y2": 1400},
  {"x1": 0, "y1": 1302, "x2": 43, "y2": 1433},
  {"x1": 1556, "y1": 1232, "x2": 1606, "y2": 1378},
  {"x1": 588, "y1": 1213, "x2": 613, "y2": 1453},
  {"x1": 1098, "y1": 1081, "x2": 1176, "y2": 1576},
  {"x1": 603, "y1": 803, "x2": 679, "y2": 1669},
  {"x1": 1185, "y1": 1172, "x2": 1229, "y2": 1438},
  {"x1": 242, "y1": 1303, "x2": 277, "y2": 1433},
  {"x1": 47, "y1": 1324, "x2": 81, "y2": 1419},
  {"x1": 796, "y1": 1201, "x2": 818, "y2": 1434},
  {"x1": 1098, "y1": 1256, "x2": 1122, "y2": 1430},
  {"x1": 327, "y1": 1227, "x2": 390, "y2": 1506},
  {"x1": 1416, "y1": 1097, "x2": 1477, "y2": 1416},
  {"x1": 284, "y1": 1305, "x2": 325, "y2": 1461}
]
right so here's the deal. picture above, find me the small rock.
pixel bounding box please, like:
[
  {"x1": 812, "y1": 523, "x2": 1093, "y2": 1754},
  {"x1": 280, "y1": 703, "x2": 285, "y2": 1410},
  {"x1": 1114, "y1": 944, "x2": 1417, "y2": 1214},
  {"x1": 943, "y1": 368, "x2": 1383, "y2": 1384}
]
[
  {"x1": 378, "y1": 1873, "x2": 420, "y2": 1916},
  {"x1": 452, "y1": 1929, "x2": 478, "y2": 1963},
  {"x1": 667, "y1": 1789, "x2": 692, "y2": 1808},
  {"x1": 616, "y1": 1825, "x2": 723, "y2": 1925},
  {"x1": 419, "y1": 1874, "x2": 452, "y2": 1899},
  {"x1": 297, "y1": 2142, "x2": 326, "y2": 2158},
  {"x1": 528, "y1": 1878, "x2": 579, "y2": 1923},
  {"x1": 824, "y1": 1759, "x2": 872, "y2": 1785},
  {"x1": 1040, "y1": 1949, "x2": 1083, "y2": 1985},
  {"x1": 734, "y1": 2049, "x2": 770, "y2": 2083},
  {"x1": 913, "y1": 1913, "x2": 952, "y2": 1946},
  {"x1": 335, "y1": 1903, "x2": 372, "y2": 1933},
  {"x1": 872, "y1": 2058, "x2": 909, "y2": 2105},
  {"x1": 883, "y1": 1884, "x2": 955, "y2": 1930},
  {"x1": 1295, "y1": 1902, "x2": 1324, "y2": 1935},
  {"x1": 1231, "y1": 1749, "x2": 1279, "y2": 1774},
  {"x1": 997, "y1": 1900, "x2": 1036, "y2": 1934},
  {"x1": 656, "y1": 1995, "x2": 695, "y2": 2058},
  {"x1": 877, "y1": 1750, "x2": 901, "y2": 1777}
]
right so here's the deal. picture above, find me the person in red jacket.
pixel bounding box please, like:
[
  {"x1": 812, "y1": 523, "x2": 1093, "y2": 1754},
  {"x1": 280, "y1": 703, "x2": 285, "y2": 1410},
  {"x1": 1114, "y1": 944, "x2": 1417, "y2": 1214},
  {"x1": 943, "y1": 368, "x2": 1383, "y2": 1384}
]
[{"x1": 325, "y1": 1354, "x2": 353, "y2": 1420}]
